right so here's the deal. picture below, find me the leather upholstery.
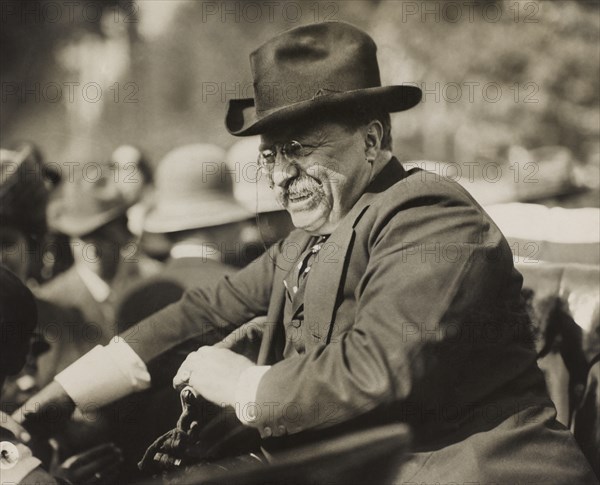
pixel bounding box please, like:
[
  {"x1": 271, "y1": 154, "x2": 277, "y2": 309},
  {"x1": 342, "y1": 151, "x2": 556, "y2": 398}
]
[
  {"x1": 518, "y1": 261, "x2": 599, "y2": 474},
  {"x1": 488, "y1": 202, "x2": 599, "y2": 475}
]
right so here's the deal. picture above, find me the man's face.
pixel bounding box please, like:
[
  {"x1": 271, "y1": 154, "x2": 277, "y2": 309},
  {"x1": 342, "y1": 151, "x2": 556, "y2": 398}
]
[{"x1": 260, "y1": 119, "x2": 373, "y2": 234}]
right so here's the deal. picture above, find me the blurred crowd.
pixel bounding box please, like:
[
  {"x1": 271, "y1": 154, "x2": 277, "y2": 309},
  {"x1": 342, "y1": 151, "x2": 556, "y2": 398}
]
[
  {"x1": 1, "y1": 134, "x2": 599, "y2": 483},
  {"x1": 0, "y1": 139, "x2": 295, "y2": 483}
]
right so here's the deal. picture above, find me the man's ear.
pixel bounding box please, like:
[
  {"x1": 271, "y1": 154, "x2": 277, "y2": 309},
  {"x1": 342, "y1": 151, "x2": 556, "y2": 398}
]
[{"x1": 364, "y1": 120, "x2": 384, "y2": 162}]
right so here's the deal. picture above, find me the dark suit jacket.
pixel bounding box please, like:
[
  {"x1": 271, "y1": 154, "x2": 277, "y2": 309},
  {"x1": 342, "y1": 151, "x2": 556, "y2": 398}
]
[
  {"x1": 116, "y1": 257, "x2": 236, "y2": 328},
  {"x1": 33, "y1": 257, "x2": 154, "y2": 387},
  {"x1": 123, "y1": 159, "x2": 596, "y2": 482}
]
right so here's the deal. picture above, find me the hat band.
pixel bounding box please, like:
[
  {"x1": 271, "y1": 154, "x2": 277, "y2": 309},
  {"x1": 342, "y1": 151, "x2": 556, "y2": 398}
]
[{"x1": 253, "y1": 79, "x2": 378, "y2": 115}]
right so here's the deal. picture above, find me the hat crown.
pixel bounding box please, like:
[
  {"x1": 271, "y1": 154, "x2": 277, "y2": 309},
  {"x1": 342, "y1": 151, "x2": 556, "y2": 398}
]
[
  {"x1": 225, "y1": 21, "x2": 422, "y2": 136},
  {"x1": 61, "y1": 164, "x2": 123, "y2": 207},
  {"x1": 144, "y1": 144, "x2": 251, "y2": 233},
  {"x1": 47, "y1": 161, "x2": 129, "y2": 236},
  {"x1": 154, "y1": 144, "x2": 231, "y2": 202},
  {"x1": 250, "y1": 22, "x2": 381, "y2": 113}
]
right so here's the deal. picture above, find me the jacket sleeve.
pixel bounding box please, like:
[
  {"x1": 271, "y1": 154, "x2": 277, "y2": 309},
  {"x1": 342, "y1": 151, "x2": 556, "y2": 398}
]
[
  {"x1": 120, "y1": 242, "x2": 281, "y2": 368},
  {"x1": 249, "y1": 185, "x2": 523, "y2": 438}
]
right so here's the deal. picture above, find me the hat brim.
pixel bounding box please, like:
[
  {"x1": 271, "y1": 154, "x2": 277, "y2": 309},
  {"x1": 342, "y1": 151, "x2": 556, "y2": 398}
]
[
  {"x1": 225, "y1": 85, "x2": 422, "y2": 136},
  {"x1": 144, "y1": 198, "x2": 252, "y2": 234},
  {"x1": 48, "y1": 203, "x2": 126, "y2": 237}
]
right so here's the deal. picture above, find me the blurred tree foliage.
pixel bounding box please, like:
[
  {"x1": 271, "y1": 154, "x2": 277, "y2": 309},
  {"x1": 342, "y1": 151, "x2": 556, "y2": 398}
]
[
  {"x1": 373, "y1": 0, "x2": 599, "y2": 164},
  {"x1": 0, "y1": 0, "x2": 598, "y2": 172}
]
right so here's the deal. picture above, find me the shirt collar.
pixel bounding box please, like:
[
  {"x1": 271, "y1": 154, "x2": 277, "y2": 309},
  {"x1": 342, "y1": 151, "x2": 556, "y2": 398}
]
[
  {"x1": 169, "y1": 242, "x2": 222, "y2": 262},
  {"x1": 75, "y1": 264, "x2": 111, "y2": 302}
]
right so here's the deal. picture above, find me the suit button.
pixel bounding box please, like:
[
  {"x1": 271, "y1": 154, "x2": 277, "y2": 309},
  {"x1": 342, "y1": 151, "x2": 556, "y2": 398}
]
[
  {"x1": 263, "y1": 426, "x2": 272, "y2": 438},
  {"x1": 277, "y1": 425, "x2": 286, "y2": 436},
  {"x1": 290, "y1": 319, "x2": 301, "y2": 328}
]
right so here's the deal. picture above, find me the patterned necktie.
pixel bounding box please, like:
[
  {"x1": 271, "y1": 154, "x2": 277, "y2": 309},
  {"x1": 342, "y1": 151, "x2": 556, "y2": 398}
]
[{"x1": 283, "y1": 235, "x2": 327, "y2": 312}]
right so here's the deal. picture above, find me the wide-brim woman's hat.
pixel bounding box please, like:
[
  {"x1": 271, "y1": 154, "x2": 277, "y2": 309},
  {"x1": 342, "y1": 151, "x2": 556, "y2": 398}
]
[{"x1": 226, "y1": 21, "x2": 422, "y2": 136}]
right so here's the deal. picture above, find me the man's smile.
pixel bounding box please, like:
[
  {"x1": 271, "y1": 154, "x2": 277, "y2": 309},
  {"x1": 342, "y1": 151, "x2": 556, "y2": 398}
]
[
  {"x1": 281, "y1": 176, "x2": 324, "y2": 209},
  {"x1": 288, "y1": 190, "x2": 313, "y2": 203}
]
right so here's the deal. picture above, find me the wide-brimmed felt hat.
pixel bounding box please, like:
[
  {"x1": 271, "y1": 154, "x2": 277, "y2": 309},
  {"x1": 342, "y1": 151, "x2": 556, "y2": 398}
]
[
  {"x1": 47, "y1": 161, "x2": 132, "y2": 237},
  {"x1": 144, "y1": 144, "x2": 252, "y2": 234},
  {"x1": 226, "y1": 21, "x2": 422, "y2": 136}
]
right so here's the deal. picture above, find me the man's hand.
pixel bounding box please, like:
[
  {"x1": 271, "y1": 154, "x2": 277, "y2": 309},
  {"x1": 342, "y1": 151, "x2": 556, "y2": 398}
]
[{"x1": 173, "y1": 347, "x2": 254, "y2": 407}]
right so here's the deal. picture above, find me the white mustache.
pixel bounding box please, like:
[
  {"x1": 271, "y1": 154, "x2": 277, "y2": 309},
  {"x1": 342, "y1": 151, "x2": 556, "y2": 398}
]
[{"x1": 287, "y1": 177, "x2": 322, "y2": 197}]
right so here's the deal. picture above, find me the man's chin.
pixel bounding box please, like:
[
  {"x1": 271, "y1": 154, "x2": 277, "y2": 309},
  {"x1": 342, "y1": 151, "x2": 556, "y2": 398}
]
[
  {"x1": 289, "y1": 210, "x2": 327, "y2": 233},
  {"x1": 289, "y1": 208, "x2": 338, "y2": 234}
]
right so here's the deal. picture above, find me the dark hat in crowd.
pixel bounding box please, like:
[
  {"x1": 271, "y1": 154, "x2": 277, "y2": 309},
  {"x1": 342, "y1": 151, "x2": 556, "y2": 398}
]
[
  {"x1": 47, "y1": 160, "x2": 132, "y2": 237},
  {"x1": 0, "y1": 144, "x2": 49, "y2": 237},
  {"x1": 0, "y1": 264, "x2": 37, "y2": 375},
  {"x1": 144, "y1": 144, "x2": 251, "y2": 233},
  {"x1": 225, "y1": 21, "x2": 422, "y2": 136}
]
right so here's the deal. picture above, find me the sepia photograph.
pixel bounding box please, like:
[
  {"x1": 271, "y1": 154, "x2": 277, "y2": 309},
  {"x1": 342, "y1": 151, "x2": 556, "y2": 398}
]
[{"x1": 0, "y1": 1, "x2": 599, "y2": 483}]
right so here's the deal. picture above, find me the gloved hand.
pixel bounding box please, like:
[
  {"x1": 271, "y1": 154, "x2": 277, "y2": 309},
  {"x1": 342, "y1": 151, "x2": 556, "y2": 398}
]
[
  {"x1": 138, "y1": 387, "x2": 203, "y2": 474},
  {"x1": 12, "y1": 381, "x2": 76, "y2": 439},
  {"x1": 54, "y1": 443, "x2": 123, "y2": 485}
]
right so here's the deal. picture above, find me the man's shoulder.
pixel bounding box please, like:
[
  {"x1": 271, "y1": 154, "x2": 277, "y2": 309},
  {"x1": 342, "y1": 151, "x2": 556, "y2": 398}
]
[
  {"x1": 360, "y1": 163, "x2": 492, "y2": 239},
  {"x1": 379, "y1": 165, "x2": 481, "y2": 209}
]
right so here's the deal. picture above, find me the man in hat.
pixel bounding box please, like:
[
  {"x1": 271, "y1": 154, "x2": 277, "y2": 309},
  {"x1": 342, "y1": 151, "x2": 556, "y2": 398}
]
[
  {"x1": 0, "y1": 144, "x2": 68, "y2": 410},
  {"x1": 33, "y1": 159, "x2": 158, "y2": 389},
  {"x1": 19, "y1": 22, "x2": 596, "y2": 482},
  {"x1": 116, "y1": 143, "x2": 252, "y2": 347}
]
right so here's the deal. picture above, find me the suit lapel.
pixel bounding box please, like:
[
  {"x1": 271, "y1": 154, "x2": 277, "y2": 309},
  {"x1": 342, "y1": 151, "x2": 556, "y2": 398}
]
[
  {"x1": 304, "y1": 197, "x2": 371, "y2": 342},
  {"x1": 259, "y1": 158, "x2": 408, "y2": 357},
  {"x1": 258, "y1": 231, "x2": 312, "y2": 365},
  {"x1": 305, "y1": 158, "x2": 408, "y2": 342}
]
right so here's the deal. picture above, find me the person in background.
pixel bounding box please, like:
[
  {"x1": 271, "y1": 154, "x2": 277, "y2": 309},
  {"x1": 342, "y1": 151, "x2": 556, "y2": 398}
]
[
  {"x1": 109, "y1": 144, "x2": 154, "y2": 239},
  {"x1": 26, "y1": 160, "x2": 161, "y2": 455},
  {"x1": 0, "y1": 144, "x2": 51, "y2": 283},
  {"x1": 225, "y1": 137, "x2": 295, "y2": 264},
  {"x1": 0, "y1": 144, "x2": 66, "y2": 412},
  {"x1": 107, "y1": 144, "x2": 252, "y2": 474},
  {"x1": 33, "y1": 160, "x2": 159, "y2": 388},
  {"x1": 0, "y1": 265, "x2": 123, "y2": 485},
  {"x1": 117, "y1": 143, "x2": 252, "y2": 326}
]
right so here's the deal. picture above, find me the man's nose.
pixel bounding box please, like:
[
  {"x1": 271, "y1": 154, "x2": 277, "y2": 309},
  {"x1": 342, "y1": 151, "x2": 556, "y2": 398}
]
[{"x1": 271, "y1": 156, "x2": 299, "y2": 188}]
